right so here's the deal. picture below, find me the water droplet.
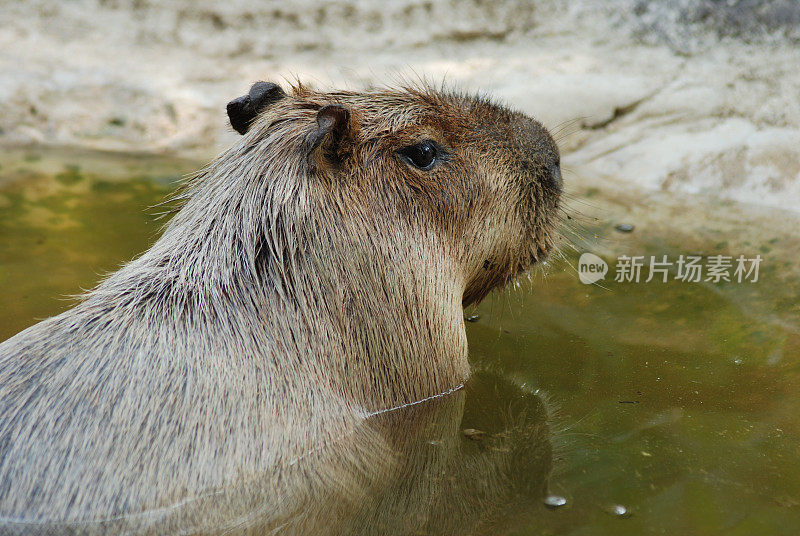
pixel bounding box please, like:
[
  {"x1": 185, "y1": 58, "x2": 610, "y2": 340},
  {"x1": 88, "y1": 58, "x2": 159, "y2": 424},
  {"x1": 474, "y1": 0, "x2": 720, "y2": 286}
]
[
  {"x1": 465, "y1": 314, "x2": 480, "y2": 323},
  {"x1": 733, "y1": 357, "x2": 743, "y2": 365},
  {"x1": 543, "y1": 495, "x2": 567, "y2": 509},
  {"x1": 607, "y1": 504, "x2": 631, "y2": 517}
]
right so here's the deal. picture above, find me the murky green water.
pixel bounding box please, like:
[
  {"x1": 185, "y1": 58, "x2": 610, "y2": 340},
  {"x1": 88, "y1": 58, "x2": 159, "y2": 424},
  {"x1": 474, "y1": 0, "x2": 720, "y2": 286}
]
[{"x1": 1, "y1": 149, "x2": 799, "y2": 535}]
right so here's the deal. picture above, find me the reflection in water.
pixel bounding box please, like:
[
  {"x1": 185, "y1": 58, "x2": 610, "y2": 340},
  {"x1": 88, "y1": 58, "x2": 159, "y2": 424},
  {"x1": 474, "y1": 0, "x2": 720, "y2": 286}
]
[
  {"x1": 6, "y1": 372, "x2": 551, "y2": 535},
  {"x1": 251, "y1": 372, "x2": 552, "y2": 536}
]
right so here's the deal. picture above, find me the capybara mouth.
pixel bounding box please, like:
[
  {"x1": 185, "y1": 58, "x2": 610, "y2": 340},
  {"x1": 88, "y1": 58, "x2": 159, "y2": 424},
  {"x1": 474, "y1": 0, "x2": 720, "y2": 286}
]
[
  {"x1": 523, "y1": 232, "x2": 557, "y2": 274},
  {"x1": 462, "y1": 172, "x2": 561, "y2": 308},
  {"x1": 462, "y1": 230, "x2": 557, "y2": 307}
]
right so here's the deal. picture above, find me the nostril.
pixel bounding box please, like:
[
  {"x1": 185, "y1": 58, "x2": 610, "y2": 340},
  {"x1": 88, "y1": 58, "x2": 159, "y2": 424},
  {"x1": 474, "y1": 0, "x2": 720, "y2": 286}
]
[{"x1": 549, "y1": 163, "x2": 563, "y2": 191}]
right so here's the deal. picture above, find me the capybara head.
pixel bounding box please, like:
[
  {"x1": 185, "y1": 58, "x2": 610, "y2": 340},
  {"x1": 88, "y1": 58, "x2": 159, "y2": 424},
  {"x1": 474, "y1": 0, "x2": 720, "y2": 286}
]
[{"x1": 226, "y1": 81, "x2": 562, "y2": 307}]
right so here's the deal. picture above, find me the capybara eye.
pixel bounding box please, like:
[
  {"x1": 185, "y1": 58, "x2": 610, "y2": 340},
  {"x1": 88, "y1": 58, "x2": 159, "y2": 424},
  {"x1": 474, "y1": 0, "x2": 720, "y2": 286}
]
[{"x1": 398, "y1": 141, "x2": 438, "y2": 171}]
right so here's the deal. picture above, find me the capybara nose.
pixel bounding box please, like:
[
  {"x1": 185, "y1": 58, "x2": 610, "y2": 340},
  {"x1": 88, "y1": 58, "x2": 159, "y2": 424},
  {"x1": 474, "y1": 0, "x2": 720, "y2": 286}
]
[{"x1": 547, "y1": 162, "x2": 563, "y2": 192}]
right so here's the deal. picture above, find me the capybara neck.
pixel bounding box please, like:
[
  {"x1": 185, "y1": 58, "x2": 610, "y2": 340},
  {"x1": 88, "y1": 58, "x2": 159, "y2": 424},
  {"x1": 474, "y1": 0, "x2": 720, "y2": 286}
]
[{"x1": 87, "y1": 131, "x2": 469, "y2": 411}]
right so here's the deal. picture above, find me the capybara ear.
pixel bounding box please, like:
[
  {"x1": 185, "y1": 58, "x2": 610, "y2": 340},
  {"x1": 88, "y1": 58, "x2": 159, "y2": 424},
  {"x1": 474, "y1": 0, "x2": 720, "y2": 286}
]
[
  {"x1": 227, "y1": 81, "x2": 286, "y2": 135},
  {"x1": 305, "y1": 104, "x2": 356, "y2": 169}
]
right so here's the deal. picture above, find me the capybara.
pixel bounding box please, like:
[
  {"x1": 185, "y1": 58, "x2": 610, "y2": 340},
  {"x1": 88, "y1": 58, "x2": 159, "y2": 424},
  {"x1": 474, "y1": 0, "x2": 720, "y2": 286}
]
[{"x1": 0, "y1": 81, "x2": 561, "y2": 533}]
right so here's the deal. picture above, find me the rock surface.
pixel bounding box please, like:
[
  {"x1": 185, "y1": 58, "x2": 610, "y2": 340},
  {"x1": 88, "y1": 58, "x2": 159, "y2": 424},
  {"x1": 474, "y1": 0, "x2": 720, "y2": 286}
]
[{"x1": 1, "y1": 0, "x2": 798, "y2": 212}]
